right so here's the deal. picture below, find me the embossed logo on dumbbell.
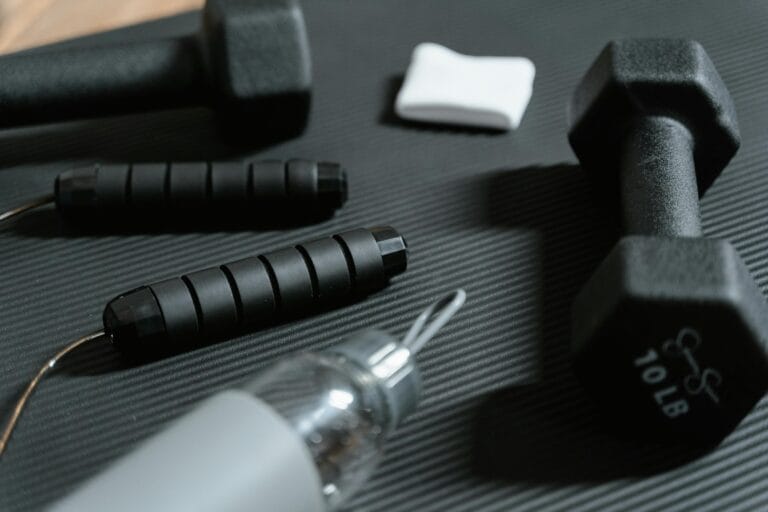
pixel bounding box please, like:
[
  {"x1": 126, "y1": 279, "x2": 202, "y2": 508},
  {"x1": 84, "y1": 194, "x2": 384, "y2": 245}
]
[
  {"x1": 633, "y1": 328, "x2": 723, "y2": 419},
  {"x1": 662, "y1": 328, "x2": 723, "y2": 404}
]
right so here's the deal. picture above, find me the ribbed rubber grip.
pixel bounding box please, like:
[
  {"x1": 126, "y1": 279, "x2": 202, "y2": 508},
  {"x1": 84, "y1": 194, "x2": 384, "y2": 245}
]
[
  {"x1": 54, "y1": 159, "x2": 347, "y2": 215},
  {"x1": 103, "y1": 227, "x2": 407, "y2": 354}
]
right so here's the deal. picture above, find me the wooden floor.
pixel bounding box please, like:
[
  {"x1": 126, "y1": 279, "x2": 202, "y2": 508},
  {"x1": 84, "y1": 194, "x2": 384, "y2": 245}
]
[{"x1": 0, "y1": 0, "x2": 203, "y2": 53}]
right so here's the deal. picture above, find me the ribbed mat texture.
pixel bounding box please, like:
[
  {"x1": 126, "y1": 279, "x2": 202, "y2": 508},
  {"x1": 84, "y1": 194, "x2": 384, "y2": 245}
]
[{"x1": 2, "y1": 1, "x2": 768, "y2": 510}]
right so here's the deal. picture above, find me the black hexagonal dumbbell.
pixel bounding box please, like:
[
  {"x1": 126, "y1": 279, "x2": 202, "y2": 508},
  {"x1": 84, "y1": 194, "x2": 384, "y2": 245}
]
[
  {"x1": 569, "y1": 39, "x2": 768, "y2": 448},
  {"x1": 0, "y1": 0, "x2": 311, "y2": 136}
]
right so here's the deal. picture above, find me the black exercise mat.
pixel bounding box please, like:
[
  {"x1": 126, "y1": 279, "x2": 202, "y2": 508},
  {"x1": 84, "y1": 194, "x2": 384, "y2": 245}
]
[{"x1": 2, "y1": 1, "x2": 768, "y2": 510}]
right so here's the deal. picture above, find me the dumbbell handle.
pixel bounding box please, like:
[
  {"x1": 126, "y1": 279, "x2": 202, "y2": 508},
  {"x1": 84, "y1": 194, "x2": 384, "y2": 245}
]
[
  {"x1": 0, "y1": 36, "x2": 206, "y2": 128},
  {"x1": 103, "y1": 227, "x2": 408, "y2": 354},
  {"x1": 620, "y1": 116, "x2": 703, "y2": 237},
  {"x1": 55, "y1": 159, "x2": 347, "y2": 214}
]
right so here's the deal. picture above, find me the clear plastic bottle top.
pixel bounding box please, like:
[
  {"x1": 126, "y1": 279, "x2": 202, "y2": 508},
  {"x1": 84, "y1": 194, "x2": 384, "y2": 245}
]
[
  {"x1": 241, "y1": 289, "x2": 466, "y2": 511},
  {"x1": 242, "y1": 330, "x2": 419, "y2": 510}
]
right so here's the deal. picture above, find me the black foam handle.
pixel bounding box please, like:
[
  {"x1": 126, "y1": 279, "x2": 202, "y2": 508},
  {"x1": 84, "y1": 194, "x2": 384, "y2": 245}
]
[
  {"x1": 55, "y1": 159, "x2": 347, "y2": 215},
  {"x1": 103, "y1": 227, "x2": 408, "y2": 354}
]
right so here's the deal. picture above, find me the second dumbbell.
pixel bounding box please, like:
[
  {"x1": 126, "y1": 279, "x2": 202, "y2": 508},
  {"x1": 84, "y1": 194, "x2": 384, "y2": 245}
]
[{"x1": 569, "y1": 39, "x2": 768, "y2": 448}]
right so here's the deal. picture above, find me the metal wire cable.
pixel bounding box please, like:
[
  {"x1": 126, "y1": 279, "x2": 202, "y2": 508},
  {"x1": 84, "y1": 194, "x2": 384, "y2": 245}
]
[
  {"x1": 0, "y1": 194, "x2": 54, "y2": 222},
  {"x1": 0, "y1": 330, "x2": 106, "y2": 458}
]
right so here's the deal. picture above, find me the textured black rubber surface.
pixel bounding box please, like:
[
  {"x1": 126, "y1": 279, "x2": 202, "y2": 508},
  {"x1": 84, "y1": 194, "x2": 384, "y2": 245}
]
[
  {"x1": 55, "y1": 159, "x2": 347, "y2": 214},
  {"x1": 1, "y1": 1, "x2": 768, "y2": 511},
  {"x1": 0, "y1": 0, "x2": 312, "y2": 134}
]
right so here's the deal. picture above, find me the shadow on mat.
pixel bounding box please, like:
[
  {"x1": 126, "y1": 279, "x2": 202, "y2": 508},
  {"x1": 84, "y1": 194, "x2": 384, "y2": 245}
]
[
  {"x1": 470, "y1": 164, "x2": 707, "y2": 482},
  {"x1": 6, "y1": 207, "x2": 338, "y2": 238}
]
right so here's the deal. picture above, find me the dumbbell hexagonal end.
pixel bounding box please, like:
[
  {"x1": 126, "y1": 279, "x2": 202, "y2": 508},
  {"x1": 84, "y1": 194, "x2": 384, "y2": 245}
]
[
  {"x1": 203, "y1": 0, "x2": 312, "y2": 134},
  {"x1": 568, "y1": 39, "x2": 740, "y2": 195},
  {"x1": 572, "y1": 236, "x2": 768, "y2": 447}
]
